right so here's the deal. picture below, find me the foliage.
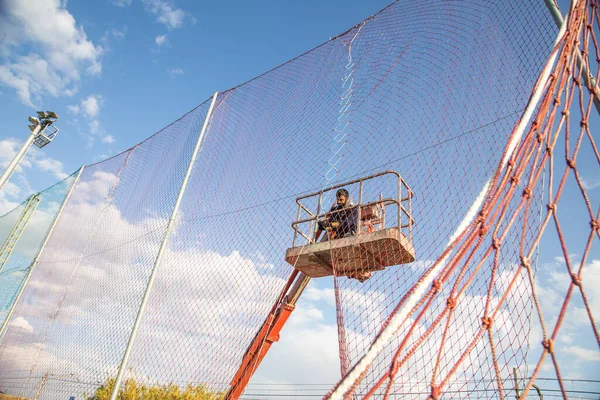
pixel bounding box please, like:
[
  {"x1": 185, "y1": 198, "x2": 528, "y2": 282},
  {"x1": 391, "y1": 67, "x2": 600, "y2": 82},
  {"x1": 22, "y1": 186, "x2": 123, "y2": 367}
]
[
  {"x1": 0, "y1": 394, "x2": 27, "y2": 400},
  {"x1": 86, "y1": 377, "x2": 225, "y2": 400}
]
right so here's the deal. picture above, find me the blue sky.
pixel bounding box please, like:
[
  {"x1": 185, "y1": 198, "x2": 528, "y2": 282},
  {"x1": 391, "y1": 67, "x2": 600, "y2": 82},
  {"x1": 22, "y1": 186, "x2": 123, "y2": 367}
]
[
  {"x1": 0, "y1": 0, "x2": 598, "y2": 399},
  {"x1": 0, "y1": 0, "x2": 391, "y2": 206}
]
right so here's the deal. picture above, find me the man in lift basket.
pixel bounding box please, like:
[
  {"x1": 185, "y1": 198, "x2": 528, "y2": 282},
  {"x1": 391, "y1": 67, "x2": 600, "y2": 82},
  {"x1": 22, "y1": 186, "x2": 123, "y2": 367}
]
[{"x1": 314, "y1": 188, "x2": 358, "y2": 242}]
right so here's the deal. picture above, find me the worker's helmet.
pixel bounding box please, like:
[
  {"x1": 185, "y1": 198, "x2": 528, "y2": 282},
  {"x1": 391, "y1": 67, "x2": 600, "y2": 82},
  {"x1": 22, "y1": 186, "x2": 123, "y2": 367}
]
[{"x1": 336, "y1": 188, "x2": 349, "y2": 198}]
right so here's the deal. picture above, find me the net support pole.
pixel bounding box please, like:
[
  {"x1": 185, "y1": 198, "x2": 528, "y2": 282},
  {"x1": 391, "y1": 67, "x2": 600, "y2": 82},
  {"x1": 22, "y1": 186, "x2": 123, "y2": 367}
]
[
  {"x1": 0, "y1": 193, "x2": 41, "y2": 274},
  {"x1": 544, "y1": 0, "x2": 600, "y2": 114},
  {"x1": 0, "y1": 125, "x2": 40, "y2": 194},
  {"x1": 109, "y1": 92, "x2": 219, "y2": 400},
  {"x1": 0, "y1": 166, "x2": 85, "y2": 344}
]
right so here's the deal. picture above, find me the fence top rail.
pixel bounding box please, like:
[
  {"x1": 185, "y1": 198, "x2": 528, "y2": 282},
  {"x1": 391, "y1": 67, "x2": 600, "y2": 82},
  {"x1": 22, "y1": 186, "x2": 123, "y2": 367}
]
[
  {"x1": 291, "y1": 197, "x2": 412, "y2": 228},
  {"x1": 295, "y1": 170, "x2": 412, "y2": 204}
]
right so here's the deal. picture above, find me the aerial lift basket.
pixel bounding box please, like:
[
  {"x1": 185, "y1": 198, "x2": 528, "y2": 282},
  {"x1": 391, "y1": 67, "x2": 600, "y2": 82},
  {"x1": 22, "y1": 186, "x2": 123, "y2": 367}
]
[{"x1": 285, "y1": 170, "x2": 415, "y2": 279}]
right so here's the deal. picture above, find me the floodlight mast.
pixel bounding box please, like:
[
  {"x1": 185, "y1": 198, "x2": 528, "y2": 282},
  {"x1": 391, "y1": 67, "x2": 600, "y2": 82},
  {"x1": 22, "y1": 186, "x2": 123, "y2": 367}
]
[{"x1": 0, "y1": 112, "x2": 59, "y2": 193}]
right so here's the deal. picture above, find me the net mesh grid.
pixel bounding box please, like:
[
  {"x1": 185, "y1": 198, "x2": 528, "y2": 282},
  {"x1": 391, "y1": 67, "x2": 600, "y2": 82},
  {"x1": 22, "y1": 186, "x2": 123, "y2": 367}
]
[
  {"x1": 123, "y1": 32, "x2": 354, "y2": 392},
  {"x1": 0, "y1": 0, "x2": 597, "y2": 399},
  {"x1": 0, "y1": 102, "x2": 210, "y2": 399},
  {"x1": 0, "y1": 174, "x2": 76, "y2": 328},
  {"x1": 328, "y1": 0, "x2": 599, "y2": 399}
]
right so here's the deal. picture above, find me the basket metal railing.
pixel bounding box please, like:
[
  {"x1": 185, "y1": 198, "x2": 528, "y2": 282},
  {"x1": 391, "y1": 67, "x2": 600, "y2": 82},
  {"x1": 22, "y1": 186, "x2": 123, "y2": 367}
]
[{"x1": 291, "y1": 170, "x2": 414, "y2": 247}]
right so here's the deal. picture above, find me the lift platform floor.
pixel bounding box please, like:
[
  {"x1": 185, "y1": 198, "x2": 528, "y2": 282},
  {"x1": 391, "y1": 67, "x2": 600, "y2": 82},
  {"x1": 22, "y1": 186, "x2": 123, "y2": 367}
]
[{"x1": 285, "y1": 228, "x2": 415, "y2": 278}]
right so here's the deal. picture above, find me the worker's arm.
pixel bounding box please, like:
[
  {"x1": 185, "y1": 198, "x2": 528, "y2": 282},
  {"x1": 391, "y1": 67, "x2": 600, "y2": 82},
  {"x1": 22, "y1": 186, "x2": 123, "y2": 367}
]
[
  {"x1": 314, "y1": 219, "x2": 327, "y2": 242},
  {"x1": 315, "y1": 218, "x2": 337, "y2": 242}
]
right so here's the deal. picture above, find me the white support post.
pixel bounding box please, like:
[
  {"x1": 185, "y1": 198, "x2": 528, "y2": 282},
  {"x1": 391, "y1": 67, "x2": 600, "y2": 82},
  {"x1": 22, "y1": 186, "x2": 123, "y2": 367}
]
[
  {"x1": 0, "y1": 166, "x2": 85, "y2": 343},
  {"x1": 0, "y1": 127, "x2": 40, "y2": 193},
  {"x1": 109, "y1": 92, "x2": 220, "y2": 400},
  {"x1": 0, "y1": 194, "x2": 41, "y2": 274}
]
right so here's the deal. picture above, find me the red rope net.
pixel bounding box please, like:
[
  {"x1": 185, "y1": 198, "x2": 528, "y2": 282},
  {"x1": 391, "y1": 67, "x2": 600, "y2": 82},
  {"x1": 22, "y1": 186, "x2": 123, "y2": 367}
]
[{"x1": 328, "y1": 0, "x2": 599, "y2": 398}]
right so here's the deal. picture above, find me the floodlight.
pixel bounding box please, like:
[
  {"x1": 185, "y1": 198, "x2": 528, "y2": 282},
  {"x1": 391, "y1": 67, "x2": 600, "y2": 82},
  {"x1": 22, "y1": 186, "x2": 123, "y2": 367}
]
[{"x1": 0, "y1": 112, "x2": 59, "y2": 193}]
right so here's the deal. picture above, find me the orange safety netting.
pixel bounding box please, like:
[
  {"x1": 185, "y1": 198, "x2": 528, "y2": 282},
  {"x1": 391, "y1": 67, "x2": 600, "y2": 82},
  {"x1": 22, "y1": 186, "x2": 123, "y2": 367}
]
[{"x1": 328, "y1": 0, "x2": 599, "y2": 398}]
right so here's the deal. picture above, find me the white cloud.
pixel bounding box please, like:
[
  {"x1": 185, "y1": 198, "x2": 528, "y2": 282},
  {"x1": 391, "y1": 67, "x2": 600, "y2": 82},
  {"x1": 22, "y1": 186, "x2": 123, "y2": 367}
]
[
  {"x1": 155, "y1": 34, "x2": 167, "y2": 46},
  {"x1": 142, "y1": 0, "x2": 192, "y2": 30},
  {"x1": 290, "y1": 304, "x2": 325, "y2": 324},
  {"x1": 0, "y1": 173, "x2": 33, "y2": 214},
  {"x1": 253, "y1": 317, "x2": 341, "y2": 389},
  {"x1": 251, "y1": 285, "x2": 342, "y2": 391},
  {"x1": 0, "y1": 138, "x2": 68, "y2": 184},
  {"x1": 536, "y1": 258, "x2": 600, "y2": 325},
  {"x1": 1, "y1": 182, "x2": 21, "y2": 200},
  {"x1": 103, "y1": 28, "x2": 126, "y2": 42},
  {"x1": 100, "y1": 27, "x2": 127, "y2": 51},
  {"x1": 0, "y1": 171, "x2": 293, "y2": 392},
  {"x1": 0, "y1": 0, "x2": 103, "y2": 106},
  {"x1": 67, "y1": 95, "x2": 112, "y2": 147},
  {"x1": 101, "y1": 135, "x2": 116, "y2": 144},
  {"x1": 34, "y1": 157, "x2": 68, "y2": 180},
  {"x1": 89, "y1": 119, "x2": 100, "y2": 134},
  {"x1": 581, "y1": 259, "x2": 600, "y2": 320},
  {"x1": 93, "y1": 153, "x2": 112, "y2": 162},
  {"x1": 111, "y1": 0, "x2": 132, "y2": 7},
  {"x1": 0, "y1": 138, "x2": 25, "y2": 170},
  {"x1": 581, "y1": 176, "x2": 600, "y2": 190},
  {"x1": 9, "y1": 316, "x2": 33, "y2": 333},
  {"x1": 304, "y1": 283, "x2": 336, "y2": 306},
  {"x1": 0, "y1": 165, "x2": 594, "y2": 399},
  {"x1": 167, "y1": 67, "x2": 184, "y2": 78},
  {"x1": 0, "y1": 64, "x2": 34, "y2": 107},
  {"x1": 563, "y1": 346, "x2": 600, "y2": 361},
  {"x1": 325, "y1": 253, "x2": 600, "y2": 397},
  {"x1": 81, "y1": 95, "x2": 102, "y2": 117}
]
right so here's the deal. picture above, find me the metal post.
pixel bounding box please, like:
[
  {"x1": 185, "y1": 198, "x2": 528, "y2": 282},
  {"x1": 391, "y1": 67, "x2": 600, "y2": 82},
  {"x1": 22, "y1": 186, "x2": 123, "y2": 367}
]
[
  {"x1": 358, "y1": 180, "x2": 364, "y2": 205},
  {"x1": 293, "y1": 204, "x2": 301, "y2": 246},
  {"x1": 513, "y1": 367, "x2": 521, "y2": 399},
  {"x1": 0, "y1": 194, "x2": 40, "y2": 274},
  {"x1": 397, "y1": 175, "x2": 402, "y2": 232},
  {"x1": 316, "y1": 192, "x2": 323, "y2": 217},
  {"x1": 0, "y1": 126, "x2": 40, "y2": 193},
  {"x1": 109, "y1": 93, "x2": 220, "y2": 400},
  {"x1": 33, "y1": 372, "x2": 48, "y2": 400},
  {"x1": 544, "y1": 0, "x2": 600, "y2": 114},
  {"x1": 314, "y1": 192, "x2": 323, "y2": 240},
  {"x1": 286, "y1": 273, "x2": 311, "y2": 305},
  {"x1": 357, "y1": 180, "x2": 364, "y2": 234},
  {"x1": 408, "y1": 187, "x2": 413, "y2": 241},
  {"x1": 0, "y1": 166, "x2": 85, "y2": 343},
  {"x1": 380, "y1": 193, "x2": 385, "y2": 228},
  {"x1": 532, "y1": 383, "x2": 543, "y2": 399}
]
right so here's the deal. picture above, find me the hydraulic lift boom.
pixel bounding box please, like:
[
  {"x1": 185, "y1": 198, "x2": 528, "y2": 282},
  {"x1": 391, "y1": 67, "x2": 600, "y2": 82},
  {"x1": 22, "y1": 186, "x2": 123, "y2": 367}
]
[{"x1": 226, "y1": 270, "x2": 311, "y2": 399}]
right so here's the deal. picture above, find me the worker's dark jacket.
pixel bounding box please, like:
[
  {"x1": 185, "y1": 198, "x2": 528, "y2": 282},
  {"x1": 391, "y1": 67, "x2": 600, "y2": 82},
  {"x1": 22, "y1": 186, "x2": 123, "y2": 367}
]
[{"x1": 327, "y1": 203, "x2": 358, "y2": 237}]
